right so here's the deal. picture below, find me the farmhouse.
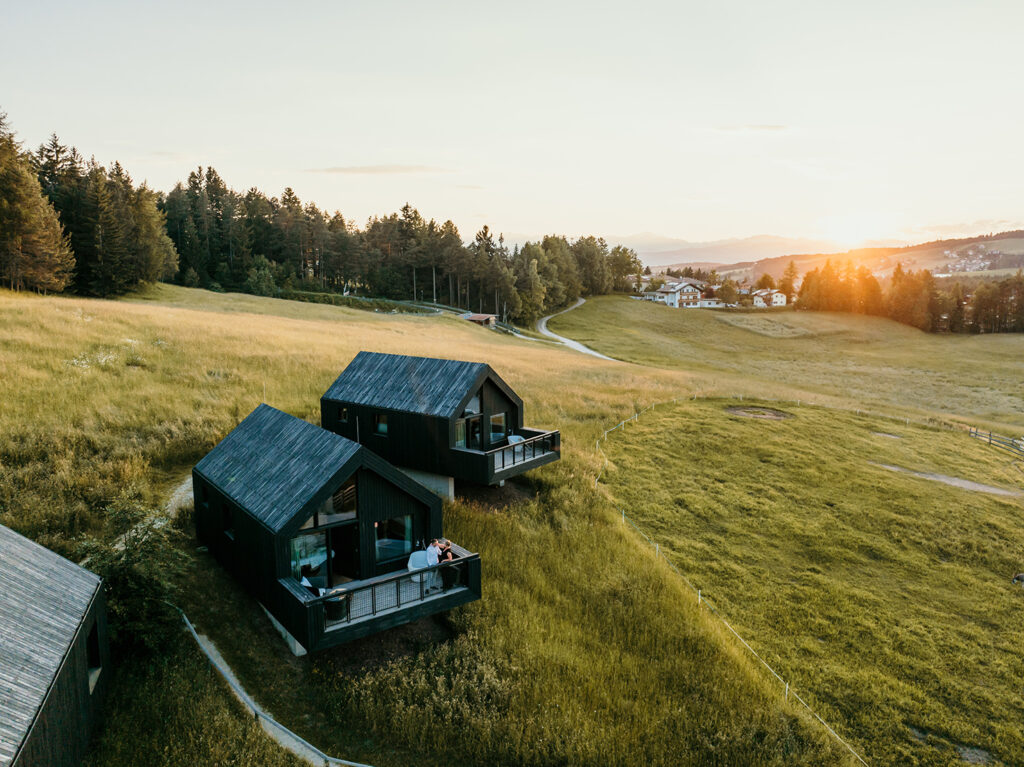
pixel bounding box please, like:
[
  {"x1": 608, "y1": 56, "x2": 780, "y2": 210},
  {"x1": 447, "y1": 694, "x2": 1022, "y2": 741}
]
[
  {"x1": 192, "y1": 404, "x2": 481, "y2": 654},
  {"x1": 752, "y1": 289, "x2": 787, "y2": 307},
  {"x1": 0, "y1": 524, "x2": 109, "y2": 767},
  {"x1": 321, "y1": 351, "x2": 560, "y2": 496}
]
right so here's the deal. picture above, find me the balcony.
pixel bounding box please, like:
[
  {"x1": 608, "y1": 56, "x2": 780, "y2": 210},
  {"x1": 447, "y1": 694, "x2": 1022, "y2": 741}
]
[
  {"x1": 283, "y1": 545, "x2": 481, "y2": 650},
  {"x1": 452, "y1": 428, "x2": 560, "y2": 484}
]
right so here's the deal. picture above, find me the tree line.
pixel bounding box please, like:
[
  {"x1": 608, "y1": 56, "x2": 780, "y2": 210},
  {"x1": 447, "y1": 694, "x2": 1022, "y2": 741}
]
[
  {"x1": 160, "y1": 167, "x2": 641, "y2": 322},
  {"x1": 0, "y1": 116, "x2": 178, "y2": 295},
  {"x1": 0, "y1": 107, "x2": 642, "y2": 320},
  {"x1": 792, "y1": 260, "x2": 1024, "y2": 333}
]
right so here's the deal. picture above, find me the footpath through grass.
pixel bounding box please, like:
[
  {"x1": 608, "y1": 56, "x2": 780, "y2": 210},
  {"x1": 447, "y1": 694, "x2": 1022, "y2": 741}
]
[
  {"x1": 600, "y1": 398, "x2": 1024, "y2": 767},
  {"x1": 0, "y1": 286, "x2": 850, "y2": 767}
]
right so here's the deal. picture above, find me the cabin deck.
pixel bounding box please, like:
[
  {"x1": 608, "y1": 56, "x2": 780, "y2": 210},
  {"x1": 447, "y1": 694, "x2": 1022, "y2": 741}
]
[{"x1": 324, "y1": 578, "x2": 470, "y2": 631}]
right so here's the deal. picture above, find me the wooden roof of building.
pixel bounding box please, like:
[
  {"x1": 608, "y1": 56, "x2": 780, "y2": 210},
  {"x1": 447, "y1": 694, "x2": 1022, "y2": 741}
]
[
  {"x1": 322, "y1": 351, "x2": 495, "y2": 418},
  {"x1": 0, "y1": 525, "x2": 100, "y2": 767},
  {"x1": 194, "y1": 405, "x2": 362, "y2": 533}
]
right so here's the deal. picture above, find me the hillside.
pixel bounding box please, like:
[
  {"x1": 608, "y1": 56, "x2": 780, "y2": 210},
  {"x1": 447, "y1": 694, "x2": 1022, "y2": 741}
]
[
  {"x1": 600, "y1": 400, "x2": 1024, "y2": 766},
  {"x1": 0, "y1": 286, "x2": 850, "y2": 767},
  {"x1": 547, "y1": 296, "x2": 1024, "y2": 433},
  {"x1": 657, "y1": 230, "x2": 1024, "y2": 282}
]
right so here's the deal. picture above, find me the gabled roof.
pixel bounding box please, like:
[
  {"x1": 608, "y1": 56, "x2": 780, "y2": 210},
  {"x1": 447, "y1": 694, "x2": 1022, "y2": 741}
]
[
  {"x1": 322, "y1": 351, "x2": 497, "y2": 418},
  {"x1": 194, "y1": 405, "x2": 362, "y2": 533},
  {"x1": 0, "y1": 525, "x2": 100, "y2": 767}
]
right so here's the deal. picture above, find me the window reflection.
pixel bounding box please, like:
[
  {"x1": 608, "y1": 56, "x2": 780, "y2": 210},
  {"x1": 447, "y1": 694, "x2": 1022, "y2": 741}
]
[{"x1": 375, "y1": 516, "x2": 413, "y2": 562}]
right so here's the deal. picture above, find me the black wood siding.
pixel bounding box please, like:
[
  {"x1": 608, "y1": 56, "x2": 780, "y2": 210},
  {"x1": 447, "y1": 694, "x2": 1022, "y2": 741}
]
[
  {"x1": 13, "y1": 592, "x2": 109, "y2": 767},
  {"x1": 194, "y1": 461, "x2": 444, "y2": 651},
  {"x1": 322, "y1": 375, "x2": 523, "y2": 485}
]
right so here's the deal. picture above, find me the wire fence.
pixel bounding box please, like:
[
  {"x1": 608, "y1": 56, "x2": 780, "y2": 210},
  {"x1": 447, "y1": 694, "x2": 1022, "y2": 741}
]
[{"x1": 593, "y1": 394, "x2": 875, "y2": 765}]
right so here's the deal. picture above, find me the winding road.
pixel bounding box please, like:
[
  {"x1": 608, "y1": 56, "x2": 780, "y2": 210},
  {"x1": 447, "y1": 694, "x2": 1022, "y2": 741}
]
[{"x1": 536, "y1": 298, "x2": 616, "y2": 361}]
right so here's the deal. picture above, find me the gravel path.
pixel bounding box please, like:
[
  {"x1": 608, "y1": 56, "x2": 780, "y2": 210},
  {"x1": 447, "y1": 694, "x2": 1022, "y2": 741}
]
[{"x1": 536, "y1": 298, "x2": 616, "y2": 361}]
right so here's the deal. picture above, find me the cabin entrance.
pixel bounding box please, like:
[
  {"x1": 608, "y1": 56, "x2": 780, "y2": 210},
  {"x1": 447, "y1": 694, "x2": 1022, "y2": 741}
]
[{"x1": 329, "y1": 524, "x2": 360, "y2": 581}]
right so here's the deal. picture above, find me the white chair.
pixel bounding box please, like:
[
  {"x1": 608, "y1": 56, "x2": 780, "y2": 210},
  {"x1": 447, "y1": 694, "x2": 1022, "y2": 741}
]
[{"x1": 407, "y1": 549, "x2": 438, "y2": 591}]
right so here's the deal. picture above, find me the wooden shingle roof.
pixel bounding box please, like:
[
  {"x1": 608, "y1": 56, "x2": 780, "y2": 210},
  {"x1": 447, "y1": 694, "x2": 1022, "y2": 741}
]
[
  {"x1": 193, "y1": 405, "x2": 362, "y2": 533},
  {"x1": 322, "y1": 351, "x2": 490, "y2": 418},
  {"x1": 0, "y1": 525, "x2": 100, "y2": 767}
]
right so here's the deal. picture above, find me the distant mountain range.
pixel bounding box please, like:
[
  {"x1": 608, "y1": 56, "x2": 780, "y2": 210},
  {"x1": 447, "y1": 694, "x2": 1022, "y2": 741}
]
[
  {"x1": 616, "y1": 233, "x2": 847, "y2": 267},
  {"x1": 629, "y1": 230, "x2": 1024, "y2": 281}
]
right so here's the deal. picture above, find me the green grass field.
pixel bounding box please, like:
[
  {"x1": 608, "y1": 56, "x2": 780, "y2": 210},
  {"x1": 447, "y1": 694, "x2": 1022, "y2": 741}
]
[
  {"x1": 548, "y1": 296, "x2": 1024, "y2": 432},
  {"x1": 599, "y1": 399, "x2": 1024, "y2": 766},
  {"x1": 1, "y1": 286, "x2": 849, "y2": 767}
]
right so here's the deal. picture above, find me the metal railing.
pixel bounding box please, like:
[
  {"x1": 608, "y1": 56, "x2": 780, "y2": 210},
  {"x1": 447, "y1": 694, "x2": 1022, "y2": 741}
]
[
  {"x1": 308, "y1": 552, "x2": 478, "y2": 628},
  {"x1": 969, "y1": 426, "x2": 1024, "y2": 458},
  {"x1": 487, "y1": 430, "x2": 560, "y2": 472}
]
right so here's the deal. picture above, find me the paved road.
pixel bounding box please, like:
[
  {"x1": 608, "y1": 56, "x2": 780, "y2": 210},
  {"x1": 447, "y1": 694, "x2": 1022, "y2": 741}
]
[{"x1": 536, "y1": 298, "x2": 616, "y2": 361}]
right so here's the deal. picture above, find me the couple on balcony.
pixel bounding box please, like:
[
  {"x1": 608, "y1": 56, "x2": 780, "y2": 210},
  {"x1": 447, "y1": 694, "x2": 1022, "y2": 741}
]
[{"x1": 425, "y1": 538, "x2": 456, "y2": 592}]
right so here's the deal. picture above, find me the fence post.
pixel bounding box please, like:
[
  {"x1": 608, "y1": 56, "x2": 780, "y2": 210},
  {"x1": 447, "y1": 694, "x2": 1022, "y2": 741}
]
[
  {"x1": 622, "y1": 509, "x2": 625, "y2": 523},
  {"x1": 785, "y1": 682, "x2": 789, "y2": 701},
  {"x1": 655, "y1": 542, "x2": 659, "y2": 556},
  {"x1": 697, "y1": 589, "x2": 701, "y2": 605}
]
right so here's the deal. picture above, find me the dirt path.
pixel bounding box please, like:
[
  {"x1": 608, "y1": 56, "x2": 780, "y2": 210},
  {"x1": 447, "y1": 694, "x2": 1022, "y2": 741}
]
[
  {"x1": 871, "y1": 463, "x2": 1023, "y2": 497},
  {"x1": 164, "y1": 474, "x2": 193, "y2": 518},
  {"x1": 536, "y1": 298, "x2": 616, "y2": 361}
]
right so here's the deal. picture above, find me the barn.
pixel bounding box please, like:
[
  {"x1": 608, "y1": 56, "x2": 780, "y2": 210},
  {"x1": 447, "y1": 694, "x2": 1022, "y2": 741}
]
[
  {"x1": 192, "y1": 404, "x2": 480, "y2": 654},
  {"x1": 0, "y1": 524, "x2": 109, "y2": 767},
  {"x1": 320, "y1": 351, "x2": 560, "y2": 495}
]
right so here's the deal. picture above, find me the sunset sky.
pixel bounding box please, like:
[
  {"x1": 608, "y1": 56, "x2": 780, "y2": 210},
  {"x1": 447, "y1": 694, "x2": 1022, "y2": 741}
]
[{"x1": 3, "y1": 0, "x2": 1022, "y2": 248}]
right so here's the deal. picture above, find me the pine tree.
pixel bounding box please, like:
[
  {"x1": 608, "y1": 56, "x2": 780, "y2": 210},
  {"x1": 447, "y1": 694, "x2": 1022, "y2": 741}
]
[{"x1": 0, "y1": 115, "x2": 74, "y2": 291}]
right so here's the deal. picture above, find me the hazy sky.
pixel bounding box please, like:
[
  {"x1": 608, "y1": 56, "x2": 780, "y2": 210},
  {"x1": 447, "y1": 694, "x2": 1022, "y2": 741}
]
[{"x1": 2, "y1": 0, "x2": 1022, "y2": 247}]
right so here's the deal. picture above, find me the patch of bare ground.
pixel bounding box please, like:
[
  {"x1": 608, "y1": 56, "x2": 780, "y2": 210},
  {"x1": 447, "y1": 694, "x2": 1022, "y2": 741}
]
[
  {"x1": 908, "y1": 725, "x2": 994, "y2": 765},
  {"x1": 725, "y1": 406, "x2": 794, "y2": 420},
  {"x1": 455, "y1": 476, "x2": 536, "y2": 509}
]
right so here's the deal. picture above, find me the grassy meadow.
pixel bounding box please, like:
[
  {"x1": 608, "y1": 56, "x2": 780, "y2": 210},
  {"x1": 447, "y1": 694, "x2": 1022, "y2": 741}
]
[
  {"x1": 549, "y1": 296, "x2": 1024, "y2": 433},
  {"x1": 0, "y1": 285, "x2": 850, "y2": 766},
  {"x1": 599, "y1": 400, "x2": 1024, "y2": 766}
]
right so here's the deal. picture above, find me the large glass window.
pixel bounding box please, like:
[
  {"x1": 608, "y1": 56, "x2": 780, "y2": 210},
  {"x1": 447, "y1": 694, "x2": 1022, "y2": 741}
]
[
  {"x1": 374, "y1": 413, "x2": 388, "y2": 435},
  {"x1": 455, "y1": 419, "x2": 466, "y2": 448},
  {"x1": 375, "y1": 516, "x2": 413, "y2": 563},
  {"x1": 290, "y1": 530, "x2": 328, "y2": 587},
  {"x1": 489, "y1": 412, "x2": 506, "y2": 444},
  {"x1": 338, "y1": 406, "x2": 348, "y2": 424},
  {"x1": 463, "y1": 393, "x2": 481, "y2": 416}
]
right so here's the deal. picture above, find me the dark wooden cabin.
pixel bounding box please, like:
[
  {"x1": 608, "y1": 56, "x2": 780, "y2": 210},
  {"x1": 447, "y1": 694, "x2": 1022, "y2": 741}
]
[
  {"x1": 0, "y1": 524, "x2": 109, "y2": 767},
  {"x1": 320, "y1": 352, "x2": 560, "y2": 488},
  {"x1": 192, "y1": 404, "x2": 481, "y2": 654}
]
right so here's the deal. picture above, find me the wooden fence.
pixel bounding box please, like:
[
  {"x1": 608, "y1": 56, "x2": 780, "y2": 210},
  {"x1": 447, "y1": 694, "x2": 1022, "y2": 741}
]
[{"x1": 969, "y1": 427, "x2": 1024, "y2": 459}]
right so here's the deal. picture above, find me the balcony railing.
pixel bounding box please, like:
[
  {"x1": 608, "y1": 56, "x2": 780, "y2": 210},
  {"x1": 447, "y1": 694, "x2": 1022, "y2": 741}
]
[
  {"x1": 306, "y1": 545, "x2": 480, "y2": 629},
  {"x1": 486, "y1": 430, "x2": 560, "y2": 473}
]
